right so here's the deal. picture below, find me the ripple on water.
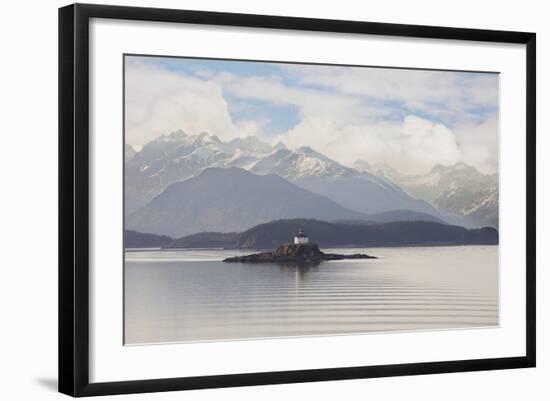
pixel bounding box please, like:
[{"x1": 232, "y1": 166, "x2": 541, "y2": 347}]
[{"x1": 124, "y1": 245, "x2": 499, "y2": 344}]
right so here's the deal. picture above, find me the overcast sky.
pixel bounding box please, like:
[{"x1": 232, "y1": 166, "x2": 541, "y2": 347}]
[{"x1": 125, "y1": 55, "x2": 499, "y2": 174}]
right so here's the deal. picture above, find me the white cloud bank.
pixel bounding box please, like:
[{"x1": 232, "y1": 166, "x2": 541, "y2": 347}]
[
  {"x1": 277, "y1": 115, "x2": 464, "y2": 174},
  {"x1": 125, "y1": 61, "x2": 263, "y2": 146},
  {"x1": 125, "y1": 59, "x2": 498, "y2": 174}
]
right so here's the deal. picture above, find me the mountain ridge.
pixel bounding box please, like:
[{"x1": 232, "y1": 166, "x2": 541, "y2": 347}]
[
  {"x1": 355, "y1": 160, "x2": 499, "y2": 228},
  {"x1": 126, "y1": 167, "x2": 368, "y2": 238},
  {"x1": 162, "y1": 218, "x2": 498, "y2": 250},
  {"x1": 126, "y1": 131, "x2": 444, "y2": 221}
]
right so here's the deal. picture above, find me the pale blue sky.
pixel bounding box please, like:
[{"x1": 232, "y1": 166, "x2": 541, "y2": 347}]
[{"x1": 129, "y1": 55, "x2": 498, "y2": 138}]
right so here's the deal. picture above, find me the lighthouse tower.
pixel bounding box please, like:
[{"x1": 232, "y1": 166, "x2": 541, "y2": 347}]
[{"x1": 294, "y1": 228, "x2": 309, "y2": 245}]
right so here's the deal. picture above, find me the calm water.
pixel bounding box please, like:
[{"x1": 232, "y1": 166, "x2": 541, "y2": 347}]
[{"x1": 124, "y1": 246, "x2": 498, "y2": 344}]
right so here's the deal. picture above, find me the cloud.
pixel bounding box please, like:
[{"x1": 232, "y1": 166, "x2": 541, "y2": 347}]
[
  {"x1": 276, "y1": 115, "x2": 463, "y2": 174},
  {"x1": 124, "y1": 60, "x2": 263, "y2": 147},
  {"x1": 281, "y1": 64, "x2": 499, "y2": 123},
  {"x1": 234, "y1": 118, "x2": 270, "y2": 136},
  {"x1": 211, "y1": 68, "x2": 497, "y2": 174},
  {"x1": 453, "y1": 114, "x2": 499, "y2": 174},
  {"x1": 125, "y1": 57, "x2": 499, "y2": 174},
  {"x1": 210, "y1": 72, "x2": 388, "y2": 125}
]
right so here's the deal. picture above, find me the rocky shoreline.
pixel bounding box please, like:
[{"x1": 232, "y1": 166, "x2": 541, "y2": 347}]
[{"x1": 223, "y1": 243, "x2": 376, "y2": 264}]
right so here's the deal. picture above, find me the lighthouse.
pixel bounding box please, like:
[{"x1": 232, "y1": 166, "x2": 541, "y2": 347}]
[{"x1": 294, "y1": 228, "x2": 309, "y2": 245}]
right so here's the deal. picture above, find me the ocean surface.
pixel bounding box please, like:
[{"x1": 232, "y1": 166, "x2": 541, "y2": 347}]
[{"x1": 124, "y1": 245, "x2": 498, "y2": 344}]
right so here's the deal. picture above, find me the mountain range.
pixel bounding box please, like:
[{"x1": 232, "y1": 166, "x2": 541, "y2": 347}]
[
  {"x1": 354, "y1": 160, "x2": 498, "y2": 228},
  {"x1": 124, "y1": 229, "x2": 172, "y2": 248},
  {"x1": 125, "y1": 130, "x2": 498, "y2": 236},
  {"x1": 162, "y1": 218, "x2": 498, "y2": 250},
  {"x1": 126, "y1": 167, "x2": 367, "y2": 237},
  {"x1": 125, "y1": 130, "x2": 276, "y2": 214},
  {"x1": 250, "y1": 145, "x2": 437, "y2": 216},
  {"x1": 126, "y1": 130, "x2": 439, "y2": 218}
]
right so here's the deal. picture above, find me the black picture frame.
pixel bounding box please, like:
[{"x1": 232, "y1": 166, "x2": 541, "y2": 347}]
[{"x1": 59, "y1": 3, "x2": 536, "y2": 397}]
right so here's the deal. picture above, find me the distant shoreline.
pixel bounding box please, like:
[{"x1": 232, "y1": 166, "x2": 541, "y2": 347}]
[{"x1": 125, "y1": 243, "x2": 498, "y2": 252}]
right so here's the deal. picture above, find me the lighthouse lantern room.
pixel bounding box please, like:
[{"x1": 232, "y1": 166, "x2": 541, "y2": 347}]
[{"x1": 294, "y1": 228, "x2": 309, "y2": 244}]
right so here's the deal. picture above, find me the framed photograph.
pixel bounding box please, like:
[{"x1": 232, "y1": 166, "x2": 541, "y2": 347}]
[{"x1": 58, "y1": 3, "x2": 536, "y2": 397}]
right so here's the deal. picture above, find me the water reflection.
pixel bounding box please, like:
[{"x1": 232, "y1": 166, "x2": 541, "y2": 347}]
[
  {"x1": 273, "y1": 261, "x2": 321, "y2": 288},
  {"x1": 124, "y1": 246, "x2": 498, "y2": 344}
]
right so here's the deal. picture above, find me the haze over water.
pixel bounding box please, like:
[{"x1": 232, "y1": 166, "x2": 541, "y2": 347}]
[{"x1": 124, "y1": 245, "x2": 498, "y2": 344}]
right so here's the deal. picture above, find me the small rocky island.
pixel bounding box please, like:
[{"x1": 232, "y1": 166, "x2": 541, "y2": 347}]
[{"x1": 223, "y1": 228, "x2": 376, "y2": 264}]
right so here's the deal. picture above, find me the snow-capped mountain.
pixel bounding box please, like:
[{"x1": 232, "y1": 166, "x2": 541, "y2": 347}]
[
  {"x1": 126, "y1": 131, "x2": 442, "y2": 221},
  {"x1": 125, "y1": 144, "x2": 136, "y2": 162},
  {"x1": 126, "y1": 130, "x2": 357, "y2": 214},
  {"x1": 125, "y1": 130, "x2": 274, "y2": 214},
  {"x1": 249, "y1": 146, "x2": 439, "y2": 216},
  {"x1": 355, "y1": 161, "x2": 499, "y2": 228},
  {"x1": 251, "y1": 146, "x2": 356, "y2": 180}
]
